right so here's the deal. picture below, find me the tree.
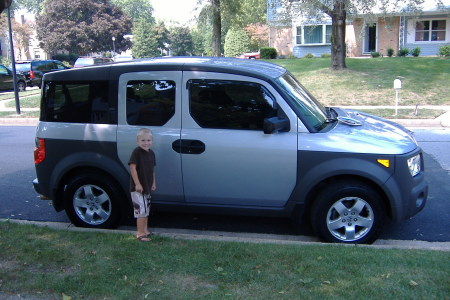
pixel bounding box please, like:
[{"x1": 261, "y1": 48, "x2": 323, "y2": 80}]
[
  {"x1": 275, "y1": 0, "x2": 429, "y2": 70},
  {"x1": 12, "y1": 19, "x2": 34, "y2": 60},
  {"x1": 132, "y1": 19, "x2": 159, "y2": 58},
  {"x1": 196, "y1": 0, "x2": 266, "y2": 56},
  {"x1": 244, "y1": 23, "x2": 269, "y2": 51},
  {"x1": 223, "y1": 0, "x2": 266, "y2": 30},
  {"x1": 110, "y1": 0, "x2": 155, "y2": 25},
  {"x1": 224, "y1": 27, "x2": 250, "y2": 57},
  {"x1": 0, "y1": 0, "x2": 12, "y2": 14},
  {"x1": 132, "y1": 21, "x2": 169, "y2": 58},
  {"x1": 36, "y1": 0, "x2": 132, "y2": 56},
  {"x1": 11, "y1": 0, "x2": 44, "y2": 14},
  {"x1": 152, "y1": 21, "x2": 170, "y2": 53},
  {"x1": 169, "y1": 26, "x2": 194, "y2": 56},
  {"x1": 211, "y1": 0, "x2": 221, "y2": 56},
  {"x1": 191, "y1": 27, "x2": 209, "y2": 55}
]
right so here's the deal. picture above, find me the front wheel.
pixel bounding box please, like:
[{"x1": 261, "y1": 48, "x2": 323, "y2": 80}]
[
  {"x1": 311, "y1": 180, "x2": 385, "y2": 244},
  {"x1": 63, "y1": 172, "x2": 123, "y2": 228}
]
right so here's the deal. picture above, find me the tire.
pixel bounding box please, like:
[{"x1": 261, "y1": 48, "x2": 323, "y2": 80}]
[
  {"x1": 63, "y1": 172, "x2": 123, "y2": 229},
  {"x1": 17, "y1": 81, "x2": 26, "y2": 92},
  {"x1": 311, "y1": 180, "x2": 385, "y2": 244}
]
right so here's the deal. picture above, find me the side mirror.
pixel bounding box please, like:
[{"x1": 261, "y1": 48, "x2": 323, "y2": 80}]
[{"x1": 263, "y1": 117, "x2": 290, "y2": 134}]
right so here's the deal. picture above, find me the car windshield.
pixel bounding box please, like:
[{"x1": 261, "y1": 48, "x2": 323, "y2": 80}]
[
  {"x1": 15, "y1": 63, "x2": 31, "y2": 72},
  {"x1": 277, "y1": 72, "x2": 328, "y2": 131}
]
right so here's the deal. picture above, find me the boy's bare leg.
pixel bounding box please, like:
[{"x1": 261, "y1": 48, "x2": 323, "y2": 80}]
[
  {"x1": 143, "y1": 217, "x2": 152, "y2": 235},
  {"x1": 136, "y1": 217, "x2": 151, "y2": 241}
]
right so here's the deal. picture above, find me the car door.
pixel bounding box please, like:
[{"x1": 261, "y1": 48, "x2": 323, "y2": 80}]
[
  {"x1": 0, "y1": 65, "x2": 12, "y2": 90},
  {"x1": 116, "y1": 71, "x2": 184, "y2": 203},
  {"x1": 179, "y1": 72, "x2": 298, "y2": 207}
]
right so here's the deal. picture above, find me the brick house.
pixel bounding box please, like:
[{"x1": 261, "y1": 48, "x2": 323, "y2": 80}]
[{"x1": 268, "y1": 0, "x2": 450, "y2": 57}]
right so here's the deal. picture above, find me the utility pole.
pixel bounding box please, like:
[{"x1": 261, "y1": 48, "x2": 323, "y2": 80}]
[{"x1": 7, "y1": 7, "x2": 20, "y2": 115}]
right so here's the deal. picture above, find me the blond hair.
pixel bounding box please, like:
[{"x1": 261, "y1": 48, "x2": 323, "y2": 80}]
[{"x1": 137, "y1": 128, "x2": 152, "y2": 140}]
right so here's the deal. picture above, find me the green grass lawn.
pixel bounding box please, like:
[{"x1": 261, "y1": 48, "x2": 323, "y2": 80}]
[
  {"x1": 3, "y1": 95, "x2": 40, "y2": 109},
  {"x1": 0, "y1": 222, "x2": 449, "y2": 300},
  {"x1": 273, "y1": 57, "x2": 450, "y2": 107},
  {"x1": 0, "y1": 89, "x2": 40, "y2": 101}
]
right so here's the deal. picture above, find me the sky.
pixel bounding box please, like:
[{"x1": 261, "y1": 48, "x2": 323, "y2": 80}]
[{"x1": 150, "y1": 0, "x2": 201, "y2": 26}]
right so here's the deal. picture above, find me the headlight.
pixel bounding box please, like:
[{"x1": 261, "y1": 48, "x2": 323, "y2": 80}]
[{"x1": 407, "y1": 154, "x2": 421, "y2": 177}]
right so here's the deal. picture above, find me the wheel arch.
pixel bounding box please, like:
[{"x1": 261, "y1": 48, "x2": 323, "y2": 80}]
[
  {"x1": 301, "y1": 175, "x2": 391, "y2": 224},
  {"x1": 290, "y1": 154, "x2": 396, "y2": 222},
  {"x1": 50, "y1": 152, "x2": 130, "y2": 211}
]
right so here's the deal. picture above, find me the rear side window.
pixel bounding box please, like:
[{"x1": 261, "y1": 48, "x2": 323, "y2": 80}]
[
  {"x1": 41, "y1": 81, "x2": 115, "y2": 124},
  {"x1": 126, "y1": 80, "x2": 176, "y2": 126},
  {"x1": 15, "y1": 63, "x2": 31, "y2": 72},
  {"x1": 33, "y1": 61, "x2": 46, "y2": 71},
  {"x1": 189, "y1": 79, "x2": 277, "y2": 130},
  {"x1": 34, "y1": 61, "x2": 65, "y2": 71}
]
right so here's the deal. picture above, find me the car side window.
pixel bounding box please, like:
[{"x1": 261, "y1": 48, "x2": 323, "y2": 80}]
[
  {"x1": 126, "y1": 80, "x2": 176, "y2": 126},
  {"x1": 34, "y1": 61, "x2": 45, "y2": 71},
  {"x1": 189, "y1": 79, "x2": 278, "y2": 130},
  {"x1": 42, "y1": 81, "x2": 115, "y2": 124}
]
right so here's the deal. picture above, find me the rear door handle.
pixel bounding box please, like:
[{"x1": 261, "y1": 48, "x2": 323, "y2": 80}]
[{"x1": 172, "y1": 139, "x2": 205, "y2": 154}]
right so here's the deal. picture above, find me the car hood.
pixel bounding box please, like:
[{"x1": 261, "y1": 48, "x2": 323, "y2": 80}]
[{"x1": 299, "y1": 108, "x2": 418, "y2": 155}]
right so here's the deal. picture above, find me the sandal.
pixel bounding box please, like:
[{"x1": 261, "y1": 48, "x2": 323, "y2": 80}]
[{"x1": 137, "y1": 235, "x2": 151, "y2": 242}]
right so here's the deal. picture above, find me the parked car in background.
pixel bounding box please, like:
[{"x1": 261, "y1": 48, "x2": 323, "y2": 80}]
[
  {"x1": 74, "y1": 56, "x2": 113, "y2": 68},
  {"x1": 114, "y1": 55, "x2": 133, "y2": 62},
  {"x1": 14, "y1": 60, "x2": 68, "y2": 88},
  {"x1": 0, "y1": 64, "x2": 27, "y2": 92},
  {"x1": 237, "y1": 52, "x2": 260, "y2": 59}
]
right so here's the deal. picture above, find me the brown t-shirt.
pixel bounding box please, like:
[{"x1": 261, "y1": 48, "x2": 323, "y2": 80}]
[{"x1": 128, "y1": 147, "x2": 156, "y2": 195}]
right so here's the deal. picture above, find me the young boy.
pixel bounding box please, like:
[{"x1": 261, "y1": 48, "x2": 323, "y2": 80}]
[{"x1": 128, "y1": 128, "x2": 156, "y2": 242}]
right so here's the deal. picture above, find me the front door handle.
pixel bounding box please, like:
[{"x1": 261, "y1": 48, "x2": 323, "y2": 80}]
[{"x1": 172, "y1": 139, "x2": 205, "y2": 154}]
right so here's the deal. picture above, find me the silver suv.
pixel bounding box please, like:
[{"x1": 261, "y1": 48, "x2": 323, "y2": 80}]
[{"x1": 33, "y1": 57, "x2": 427, "y2": 244}]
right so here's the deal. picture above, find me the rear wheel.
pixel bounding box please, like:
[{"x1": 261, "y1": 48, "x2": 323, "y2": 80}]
[
  {"x1": 311, "y1": 180, "x2": 385, "y2": 244},
  {"x1": 17, "y1": 81, "x2": 26, "y2": 92},
  {"x1": 63, "y1": 172, "x2": 123, "y2": 228}
]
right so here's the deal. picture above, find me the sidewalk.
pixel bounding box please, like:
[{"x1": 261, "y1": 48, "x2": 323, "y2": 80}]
[
  {"x1": 3, "y1": 219, "x2": 450, "y2": 251},
  {"x1": 1, "y1": 105, "x2": 449, "y2": 127}
]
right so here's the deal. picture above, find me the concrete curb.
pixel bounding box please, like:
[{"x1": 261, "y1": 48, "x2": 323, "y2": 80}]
[{"x1": 2, "y1": 219, "x2": 449, "y2": 251}]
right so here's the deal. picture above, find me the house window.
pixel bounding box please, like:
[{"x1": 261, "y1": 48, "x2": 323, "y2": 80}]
[
  {"x1": 296, "y1": 25, "x2": 332, "y2": 45},
  {"x1": 415, "y1": 20, "x2": 446, "y2": 42}
]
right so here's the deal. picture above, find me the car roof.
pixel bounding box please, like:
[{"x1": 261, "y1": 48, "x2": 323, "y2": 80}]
[
  {"x1": 16, "y1": 60, "x2": 60, "y2": 63},
  {"x1": 44, "y1": 57, "x2": 287, "y2": 82}
]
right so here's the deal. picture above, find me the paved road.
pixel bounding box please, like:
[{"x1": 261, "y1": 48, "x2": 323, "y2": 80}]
[{"x1": 0, "y1": 126, "x2": 449, "y2": 242}]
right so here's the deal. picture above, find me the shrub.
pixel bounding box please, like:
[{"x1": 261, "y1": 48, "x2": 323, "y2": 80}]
[
  {"x1": 439, "y1": 45, "x2": 450, "y2": 57},
  {"x1": 224, "y1": 27, "x2": 251, "y2": 57},
  {"x1": 387, "y1": 48, "x2": 394, "y2": 57},
  {"x1": 321, "y1": 53, "x2": 331, "y2": 58},
  {"x1": 397, "y1": 47, "x2": 409, "y2": 57},
  {"x1": 371, "y1": 52, "x2": 381, "y2": 58},
  {"x1": 411, "y1": 47, "x2": 421, "y2": 57},
  {"x1": 260, "y1": 47, "x2": 277, "y2": 59},
  {"x1": 304, "y1": 53, "x2": 315, "y2": 58}
]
